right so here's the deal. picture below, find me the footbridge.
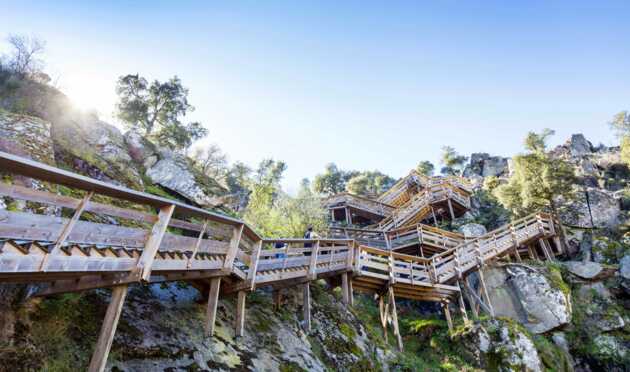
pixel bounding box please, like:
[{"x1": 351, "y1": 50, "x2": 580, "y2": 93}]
[{"x1": 0, "y1": 151, "x2": 564, "y2": 370}]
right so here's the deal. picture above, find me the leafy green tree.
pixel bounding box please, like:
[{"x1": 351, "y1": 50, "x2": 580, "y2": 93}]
[
  {"x1": 345, "y1": 171, "x2": 396, "y2": 197},
  {"x1": 416, "y1": 161, "x2": 435, "y2": 176},
  {"x1": 440, "y1": 146, "x2": 468, "y2": 176},
  {"x1": 115, "y1": 74, "x2": 207, "y2": 151},
  {"x1": 610, "y1": 111, "x2": 630, "y2": 167},
  {"x1": 493, "y1": 129, "x2": 576, "y2": 217},
  {"x1": 312, "y1": 163, "x2": 358, "y2": 195}
]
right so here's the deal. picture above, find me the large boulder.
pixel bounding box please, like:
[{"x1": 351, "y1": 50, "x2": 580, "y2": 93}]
[
  {"x1": 146, "y1": 150, "x2": 227, "y2": 207},
  {"x1": 483, "y1": 264, "x2": 571, "y2": 334},
  {"x1": 567, "y1": 134, "x2": 593, "y2": 158},
  {"x1": 463, "y1": 153, "x2": 509, "y2": 178},
  {"x1": 51, "y1": 113, "x2": 144, "y2": 189},
  {"x1": 620, "y1": 255, "x2": 630, "y2": 280},
  {"x1": 559, "y1": 188, "x2": 620, "y2": 228},
  {"x1": 457, "y1": 319, "x2": 543, "y2": 372},
  {"x1": 563, "y1": 261, "x2": 604, "y2": 280},
  {"x1": 123, "y1": 130, "x2": 159, "y2": 169}
]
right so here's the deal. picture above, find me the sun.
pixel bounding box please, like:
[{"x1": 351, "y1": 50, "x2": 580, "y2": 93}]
[{"x1": 64, "y1": 73, "x2": 117, "y2": 120}]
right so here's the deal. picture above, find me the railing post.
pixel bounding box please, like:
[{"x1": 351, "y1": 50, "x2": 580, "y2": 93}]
[
  {"x1": 134, "y1": 204, "x2": 175, "y2": 281},
  {"x1": 309, "y1": 240, "x2": 320, "y2": 280},
  {"x1": 248, "y1": 239, "x2": 263, "y2": 290},
  {"x1": 223, "y1": 224, "x2": 244, "y2": 270}
]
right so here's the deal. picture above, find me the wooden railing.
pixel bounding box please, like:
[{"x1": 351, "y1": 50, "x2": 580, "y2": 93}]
[
  {"x1": 386, "y1": 223, "x2": 464, "y2": 252},
  {"x1": 325, "y1": 192, "x2": 395, "y2": 217}
]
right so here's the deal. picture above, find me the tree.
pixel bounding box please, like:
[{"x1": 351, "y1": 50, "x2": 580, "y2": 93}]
[
  {"x1": 416, "y1": 161, "x2": 435, "y2": 176},
  {"x1": 313, "y1": 163, "x2": 356, "y2": 195},
  {"x1": 115, "y1": 74, "x2": 207, "y2": 151},
  {"x1": 440, "y1": 146, "x2": 468, "y2": 176},
  {"x1": 193, "y1": 144, "x2": 228, "y2": 180},
  {"x1": 4, "y1": 34, "x2": 45, "y2": 75},
  {"x1": 493, "y1": 129, "x2": 576, "y2": 217},
  {"x1": 345, "y1": 171, "x2": 396, "y2": 197},
  {"x1": 610, "y1": 111, "x2": 630, "y2": 167}
]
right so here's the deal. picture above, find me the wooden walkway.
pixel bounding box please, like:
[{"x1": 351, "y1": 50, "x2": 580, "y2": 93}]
[{"x1": 0, "y1": 151, "x2": 564, "y2": 369}]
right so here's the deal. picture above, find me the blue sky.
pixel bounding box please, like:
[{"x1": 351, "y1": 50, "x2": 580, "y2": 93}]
[{"x1": 2, "y1": 1, "x2": 629, "y2": 191}]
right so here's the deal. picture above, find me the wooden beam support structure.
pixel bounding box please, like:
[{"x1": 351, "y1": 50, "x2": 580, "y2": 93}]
[
  {"x1": 341, "y1": 272, "x2": 350, "y2": 305},
  {"x1": 388, "y1": 285, "x2": 403, "y2": 351},
  {"x1": 205, "y1": 277, "x2": 222, "y2": 337},
  {"x1": 442, "y1": 301, "x2": 454, "y2": 335},
  {"x1": 235, "y1": 290, "x2": 246, "y2": 337},
  {"x1": 303, "y1": 283, "x2": 311, "y2": 332},
  {"x1": 88, "y1": 284, "x2": 128, "y2": 372},
  {"x1": 476, "y1": 267, "x2": 495, "y2": 317},
  {"x1": 248, "y1": 239, "x2": 263, "y2": 290}
]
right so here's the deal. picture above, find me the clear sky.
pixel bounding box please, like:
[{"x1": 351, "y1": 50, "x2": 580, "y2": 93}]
[{"x1": 2, "y1": 1, "x2": 629, "y2": 192}]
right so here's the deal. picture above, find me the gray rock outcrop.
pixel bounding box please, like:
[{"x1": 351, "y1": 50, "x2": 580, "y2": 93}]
[
  {"x1": 458, "y1": 223, "x2": 488, "y2": 238},
  {"x1": 463, "y1": 153, "x2": 509, "y2": 178},
  {"x1": 483, "y1": 264, "x2": 571, "y2": 334}
]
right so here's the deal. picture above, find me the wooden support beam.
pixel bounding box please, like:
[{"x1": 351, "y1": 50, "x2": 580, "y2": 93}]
[
  {"x1": 388, "y1": 286, "x2": 403, "y2": 351},
  {"x1": 235, "y1": 290, "x2": 246, "y2": 337},
  {"x1": 223, "y1": 224, "x2": 244, "y2": 269},
  {"x1": 303, "y1": 283, "x2": 311, "y2": 332},
  {"x1": 460, "y1": 279, "x2": 478, "y2": 320},
  {"x1": 88, "y1": 284, "x2": 128, "y2": 372},
  {"x1": 442, "y1": 302, "x2": 454, "y2": 335},
  {"x1": 272, "y1": 289, "x2": 282, "y2": 311},
  {"x1": 447, "y1": 199, "x2": 455, "y2": 220},
  {"x1": 552, "y1": 236, "x2": 563, "y2": 255},
  {"x1": 457, "y1": 283, "x2": 469, "y2": 323},
  {"x1": 476, "y1": 269, "x2": 495, "y2": 317},
  {"x1": 341, "y1": 272, "x2": 350, "y2": 305},
  {"x1": 205, "y1": 277, "x2": 222, "y2": 336},
  {"x1": 538, "y1": 239, "x2": 553, "y2": 261},
  {"x1": 135, "y1": 204, "x2": 176, "y2": 281},
  {"x1": 41, "y1": 191, "x2": 94, "y2": 271},
  {"x1": 378, "y1": 294, "x2": 389, "y2": 343},
  {"x1": 348, "y1": 278, "x2": 354, "y2": 307}
]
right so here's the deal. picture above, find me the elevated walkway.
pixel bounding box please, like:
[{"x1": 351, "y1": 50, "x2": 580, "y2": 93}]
[{"x1": 0, "y1": 151, "x2": 564, "y2": 368}]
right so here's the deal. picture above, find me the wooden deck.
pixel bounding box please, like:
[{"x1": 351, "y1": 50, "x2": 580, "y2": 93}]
[{"x1": 0, "y1": 151, "x2": 565, "y2": 366}]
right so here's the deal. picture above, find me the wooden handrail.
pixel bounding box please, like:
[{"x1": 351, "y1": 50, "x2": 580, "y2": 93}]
[{"x1": 0, "y1": 151, "x2": 261, "y2": 241}]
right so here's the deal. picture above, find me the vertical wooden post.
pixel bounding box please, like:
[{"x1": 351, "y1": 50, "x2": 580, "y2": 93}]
[
  {"x1": 135, "y1": 204, "x2": 175, "y2": 281},
  {"x1": 341, "y1": 272, "x2": 349, "y2": 305},
  {"x1": 538, "y1": 239, "x2": 553, "y2": 261},
  {"x1": 272, "y1": 289, "x2": 282, "y2": 311},
  {"x1": 457, "y1": 283, "x2": 469, "y2": 322},
  {"x1": 447, "y1": 199, "x2": 455, "y2": 220},
  {"x1": 303, "y1": 283, "x2": 311, "y2": 332},
  {"x1": 388, "y1": 286, "x2": 403, "y2": 351},
  {"x1": 430, "y1": 206, "x2": 438, "y2": 227},
  {"x1": 88, "y1": 285, "x2": 128, "y2": 372},
  {"x1": 205, "y1": 277, "x2": 222, "y2": 336},
  {"x1": 347, "y1": 278, "x2": 354, "y2": 307},
  {"x1": 235, "y1": 290, "x2": 246, "y2": 337},
  {"x1": 460, "y1": 279, "x2": 478, "y2": 320},
  {"x1": 223, "y1": 224, "x2": 244, "y2": 269},
  {"x1": 308, "y1": 240, "x2": 320, "y2": 280},
  {"x1": 41, "y1": 191, "x2": 94, "y2": 271},
  {"x1": 553, "y1": 236, "x2": 564, "y2": 255},
  {"x1": 442, "y1": 302, "x2": 454, "y2": 335},
  {"x1": 248, "y1": 239, "x2": 263, "y2": 290},
  {"x1": 378, "y1": 294, "x2": 389, "y2": 343}
]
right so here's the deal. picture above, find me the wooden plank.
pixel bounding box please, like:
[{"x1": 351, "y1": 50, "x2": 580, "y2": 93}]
[
  {"x1": 388, "y1": 286, "x2": 403, "y2": 351},
  {"x1": 205, "y1": 277, "x2": 222, "y2": 336},
  {"x1": 187, "y1": 220, "x2": 209, "y2": 268},
  {"x1": 235, "y1": 290, "x2": 246, "y2": 337},
  {"x1": 88, "y1": 284, "x2": 128, "y2": 372},
  {"x1": 135, "y1": 205, "x2": 175, "y2": 281},
  {"x1": 308, "y1": 241, "x2": 320, "y2": 280}
]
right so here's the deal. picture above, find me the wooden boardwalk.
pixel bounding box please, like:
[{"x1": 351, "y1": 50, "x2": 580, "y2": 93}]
[{"x1": 0, "y1": 151, "x2": 564, "y2": 369}]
